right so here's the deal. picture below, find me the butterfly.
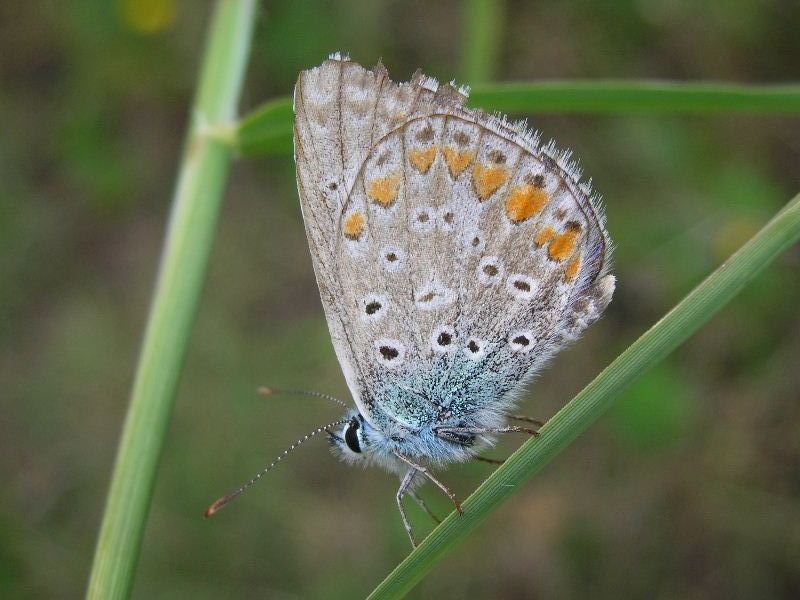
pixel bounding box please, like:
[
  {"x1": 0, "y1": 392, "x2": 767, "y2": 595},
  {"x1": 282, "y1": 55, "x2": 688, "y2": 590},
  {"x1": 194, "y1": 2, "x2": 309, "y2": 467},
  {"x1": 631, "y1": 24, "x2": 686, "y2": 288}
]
[{"x1": 207, "y1": 53, "x2": 615, "y2": 547}]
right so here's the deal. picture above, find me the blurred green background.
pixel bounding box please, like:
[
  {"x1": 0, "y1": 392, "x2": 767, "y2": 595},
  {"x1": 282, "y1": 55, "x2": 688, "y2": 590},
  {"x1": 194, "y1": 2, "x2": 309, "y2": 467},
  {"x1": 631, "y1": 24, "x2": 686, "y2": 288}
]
[{"x1": 2, "y1": 1, "x2": 800, "y2": 598}]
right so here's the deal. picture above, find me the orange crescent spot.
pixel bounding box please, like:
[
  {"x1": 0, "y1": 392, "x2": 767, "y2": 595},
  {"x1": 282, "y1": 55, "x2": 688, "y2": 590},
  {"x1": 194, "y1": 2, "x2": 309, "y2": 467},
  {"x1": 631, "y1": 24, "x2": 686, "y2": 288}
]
[
  {"x1": 505, "y1": 185, "x2": 550, "y2": 223},
  {"x1": 534, "y1": 226, "x2": 557, "y2": 247},
  {"x1": 343, "y1": 211, "x2": 366, "y2": 240},
  {"x1": 548, "y1": 223, "x2": 582, "y2": 262},
  {"x1": 408, "y1": 147, "x2": 438, "y2": 174},
  {"x1": 472, "y1": 163, "x2": 509, "y2": 200},
  {"x1": 442, "y1": 146, "x2": 475, "y2": 178},
  {"x1": 367, "y1": 174, "x2": 401, "y2": 207},
  {"x1": 565, "y1": 255, "x2": 582, "y2": 282}
]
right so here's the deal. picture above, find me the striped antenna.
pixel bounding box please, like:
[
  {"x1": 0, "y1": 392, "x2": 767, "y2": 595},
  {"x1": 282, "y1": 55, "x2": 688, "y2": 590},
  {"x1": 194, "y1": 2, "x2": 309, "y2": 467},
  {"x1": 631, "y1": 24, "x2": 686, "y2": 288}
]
[
  {"x1": 204, "y1": 418, "x2": 348, "y2": 518},
  {"x1": 257, "y1": 387, "x2": 349, "y2": 410}
]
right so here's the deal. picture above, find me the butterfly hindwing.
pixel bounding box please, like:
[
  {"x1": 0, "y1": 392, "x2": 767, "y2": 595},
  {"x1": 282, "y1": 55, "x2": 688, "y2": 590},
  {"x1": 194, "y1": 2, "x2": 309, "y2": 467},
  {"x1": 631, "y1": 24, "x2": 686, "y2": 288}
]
[{"x1": 294, "y1": 55, "x2": 614, "y2": 430}]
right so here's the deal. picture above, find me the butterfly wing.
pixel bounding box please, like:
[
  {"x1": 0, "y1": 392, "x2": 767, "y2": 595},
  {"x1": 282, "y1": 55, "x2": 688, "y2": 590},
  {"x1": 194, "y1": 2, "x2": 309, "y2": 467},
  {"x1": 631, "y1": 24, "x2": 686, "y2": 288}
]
[
  {"x1": 294, "y1": 55, "x2": 614, "y2": 431},
  {"x1": 294, "y1": 54, "x2": 436, "y2": 423}
]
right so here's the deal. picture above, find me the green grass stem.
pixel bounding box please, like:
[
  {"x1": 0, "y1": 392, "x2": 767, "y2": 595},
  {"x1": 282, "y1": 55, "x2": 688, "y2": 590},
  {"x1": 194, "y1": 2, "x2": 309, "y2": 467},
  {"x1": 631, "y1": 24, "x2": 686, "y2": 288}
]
[
  {"x1": 85, "y1": 2, "x2": 257, "y2": 598},
  {"x1": 461, "y1": 0, "x2": 505, "y2": 83},
  {"x1": 367, "y1": 192, "x2": 800, "y2": 599},
  {"x1": 83, "y1": 10, "x2": 800, "y2": 595},
  {"x1": 235, "y1": 81, "x2": 800, "y2": 157},
  {"x1": 469, "y1": 80, "x2": 800, "y2": 113}
]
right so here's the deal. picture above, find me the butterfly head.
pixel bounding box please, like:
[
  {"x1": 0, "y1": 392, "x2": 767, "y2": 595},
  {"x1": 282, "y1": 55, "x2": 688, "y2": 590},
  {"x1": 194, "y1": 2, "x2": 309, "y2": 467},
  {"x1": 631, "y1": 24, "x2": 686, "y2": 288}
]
[
  {"x1": 327, "y1": 403, "x2": 486, "y2": 470},
  {"x1": 328, "y1": 410, "x2": 374, "y2": 462},
  {"x1": 327, "y1": 409, "x2": 425, "y2": 470}
]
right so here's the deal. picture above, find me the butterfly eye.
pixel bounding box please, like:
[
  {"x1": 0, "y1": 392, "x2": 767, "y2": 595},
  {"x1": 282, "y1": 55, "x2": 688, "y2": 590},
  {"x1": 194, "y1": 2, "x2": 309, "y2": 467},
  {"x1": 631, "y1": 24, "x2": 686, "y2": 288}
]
[{"x1": 343, "y1": 418, "x2": 362, "y2": 453}]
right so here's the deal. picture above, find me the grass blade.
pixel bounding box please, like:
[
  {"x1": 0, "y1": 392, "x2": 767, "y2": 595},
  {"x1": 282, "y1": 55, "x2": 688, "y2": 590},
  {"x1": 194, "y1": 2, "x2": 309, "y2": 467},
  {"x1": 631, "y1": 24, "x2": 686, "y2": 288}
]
[
  {"x1": 469, "y1": 80, "x2": 800, "y2": 113},
  {"x1": 235, "y1": 81, "x2": 800, "y2": 157},
  {"x1": 367, "y1": 192, "x2": 800, "y2": 599},
  {"x1": 461, "y1": 0, "x2": 505, "y2": 84},
  {"x1": 85, "y1": 2, "x2": 257, "y2": 598},
  {"x1": 236, "y1": 96, "x2": 293, "y2": 157}
]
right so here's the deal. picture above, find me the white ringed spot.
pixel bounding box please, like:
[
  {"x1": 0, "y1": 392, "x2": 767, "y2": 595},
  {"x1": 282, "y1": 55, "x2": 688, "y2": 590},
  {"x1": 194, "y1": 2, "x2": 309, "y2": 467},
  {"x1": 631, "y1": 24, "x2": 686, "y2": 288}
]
[
  {"x1": 430, "y1": 324, "x2": 457, "y2": 353},
  {"x1": 505, "y1": 274, "x2": 538, "y2": 301},
  {"x1": 414, "y1": 281, "x2": 456, "y2": 311},
  {"x1": 437, "y1": 204, "x2": 458, "y2": 233},
  {"x1": 509, "y1": 330, "x2": 534, "y2": 353},
  {"x1": 359, "y1": 294, "x2": 388, "y2": 323},
  {"x1": 380, "y1": 245, "x2": 407, "y2": 272},
  {"x1": 464, "y1": 337, "x2": 489, "y2": 360},
  {"x1": 374, "y1": 338, "x2": 406, "y2": 369},
  {"x1": 477, "y1": 256, "x2": 504, "y2": 286},
  {"x1": 410, "y1": 206, "x2": 436, "y2": 233},
  {"x1": 463, "y1": 226, "x2": 486, "y2": 254}
]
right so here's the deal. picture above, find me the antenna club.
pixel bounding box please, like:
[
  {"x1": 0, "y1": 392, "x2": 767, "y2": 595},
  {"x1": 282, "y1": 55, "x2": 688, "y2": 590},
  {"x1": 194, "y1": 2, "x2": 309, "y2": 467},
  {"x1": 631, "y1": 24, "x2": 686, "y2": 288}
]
[
  {"x1": 204, "y1": 498, "x2": 224, "y2": 518},
  {"x1": 202, "y1": 418, "x2": 348, "y2": 520},
  {"x1": 204, "y1": 494, "x2": 235, "y2": 518},
  {"x1": 255, "y1": 386, "x2": 349, "y2": 409}
]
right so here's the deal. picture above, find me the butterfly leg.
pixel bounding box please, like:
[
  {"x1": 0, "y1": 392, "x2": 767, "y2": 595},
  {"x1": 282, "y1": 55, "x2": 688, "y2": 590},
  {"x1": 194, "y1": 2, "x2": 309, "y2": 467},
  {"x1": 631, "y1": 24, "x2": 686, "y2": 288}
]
[
  {"x1": 409, "y1": 489, "x2": 441, "y2": 525},
  {"x1": 436, "y1": 425, "x2": 540, "y2": 437},
  {"x1": 394, "y1": 452, "x2": 463, "y2": 516},
  {"x1": 508, "y1": 414, "x2": 545, "y2": 427},
  {"x1": 396, "y1": 468, "x2": 419, "y2": 547},
  {"x1": 471, "y1": 455, "x2": 506, "y2": 465}
]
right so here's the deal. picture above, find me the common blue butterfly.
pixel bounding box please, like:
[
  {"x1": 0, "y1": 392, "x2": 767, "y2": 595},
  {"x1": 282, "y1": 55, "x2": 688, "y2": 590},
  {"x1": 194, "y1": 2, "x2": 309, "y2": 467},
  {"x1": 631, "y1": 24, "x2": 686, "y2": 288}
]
[{"x1": 207, "y1": 54, "x2": 615, "y2": 547}]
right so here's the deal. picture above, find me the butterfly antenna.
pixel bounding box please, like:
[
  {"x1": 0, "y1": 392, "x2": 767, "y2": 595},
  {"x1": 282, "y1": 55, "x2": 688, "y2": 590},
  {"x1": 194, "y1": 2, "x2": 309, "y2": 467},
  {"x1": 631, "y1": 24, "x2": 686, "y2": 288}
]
[
  {"x1": 204, "y1": 418, "x2": 348, "y2": 518},
  {"x1": 257, "y1": 387, "x2": 349, "y2": 410}
]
